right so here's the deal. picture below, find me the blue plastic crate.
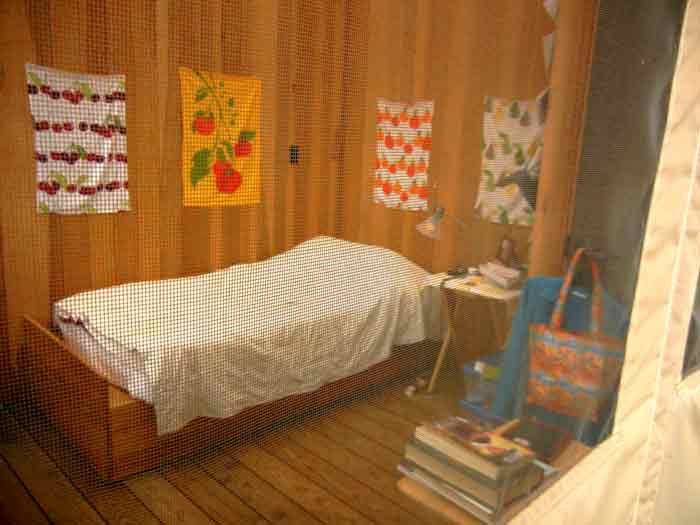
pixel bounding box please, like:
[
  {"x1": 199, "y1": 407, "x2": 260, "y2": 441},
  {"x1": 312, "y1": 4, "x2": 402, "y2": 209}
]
[{"x1": 461, "y1": 352, "x2": 503, "y2": 421}]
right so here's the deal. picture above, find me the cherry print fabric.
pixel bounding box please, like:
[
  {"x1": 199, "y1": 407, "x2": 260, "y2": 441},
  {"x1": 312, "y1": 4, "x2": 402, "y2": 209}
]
[
  {"x1": 26, "y1": 64, "x2": 129, "y2": 215},
  {"x1": 373, "y1": 98, "x2": 433, "y2": 211}
]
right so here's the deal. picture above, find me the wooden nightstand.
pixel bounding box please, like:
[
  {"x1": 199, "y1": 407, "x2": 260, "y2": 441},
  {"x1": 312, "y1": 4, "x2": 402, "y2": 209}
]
[{"x1": 424, "y1": 273, "x2": 521, "y2": 393}]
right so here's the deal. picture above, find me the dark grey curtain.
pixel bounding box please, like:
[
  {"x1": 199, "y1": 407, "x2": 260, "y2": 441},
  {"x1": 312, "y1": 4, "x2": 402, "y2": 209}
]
[{"x1": 570, "y1": 0, "x2": 686, "y2": 308}]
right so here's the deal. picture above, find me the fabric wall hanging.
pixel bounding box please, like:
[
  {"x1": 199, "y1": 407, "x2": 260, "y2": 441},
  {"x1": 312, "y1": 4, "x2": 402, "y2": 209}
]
[
  {"x1": 373, "y1": 98, "x2": 433, "y2": 211},
  {"x1": 543, "y1": 0, "x2": 558, "y2": 19},
  {"x1": 179, "y1": 68, "x2": 261, "y2": 207},
  {"x1": 543, "y1": 0, "x2": 558, "y2": 77},
  {"x1": 474, "y1": 89, "x2": 548, "y2": 226},
  {"x1": 27, "y1": 64, "x2": 129, "y2": 215}
]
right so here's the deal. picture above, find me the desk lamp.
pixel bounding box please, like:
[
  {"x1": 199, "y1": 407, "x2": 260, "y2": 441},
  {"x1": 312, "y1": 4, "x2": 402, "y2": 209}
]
[{"x1": 416, "y1": 207, "x2": 468, "y2": 276}]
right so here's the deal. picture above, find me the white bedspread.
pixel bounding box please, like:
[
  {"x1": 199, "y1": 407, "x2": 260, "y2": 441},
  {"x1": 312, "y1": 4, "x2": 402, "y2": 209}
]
[{"x1": 54, "y1": 236, "x2": 430, "y2": 434}]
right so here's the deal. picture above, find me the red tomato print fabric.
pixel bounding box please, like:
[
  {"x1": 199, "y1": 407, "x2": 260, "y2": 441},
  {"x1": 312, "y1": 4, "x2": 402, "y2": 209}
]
[{"x1": 373, "y1": 98, "x2": 433, "y2": 211}]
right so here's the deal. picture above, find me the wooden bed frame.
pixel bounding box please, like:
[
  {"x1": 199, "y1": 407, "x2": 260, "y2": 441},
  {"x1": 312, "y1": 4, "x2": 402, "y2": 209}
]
[{"x1": 20, "y1": 315, "x2": 439, "y2": 481}]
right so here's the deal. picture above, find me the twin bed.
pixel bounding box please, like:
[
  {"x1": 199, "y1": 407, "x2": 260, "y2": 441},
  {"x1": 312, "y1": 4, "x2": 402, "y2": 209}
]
[{"x1": 24, "y1": 237, "x2": 442, "y2": 480}]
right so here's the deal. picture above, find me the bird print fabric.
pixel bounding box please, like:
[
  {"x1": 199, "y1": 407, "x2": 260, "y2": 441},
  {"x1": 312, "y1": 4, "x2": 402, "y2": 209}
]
[
  {"x1": 27, "y1": 64, "x2": 129, "y2": 215},
  {"x1": 373, "y1": 98, "x2": 433, "y2": 211},
  {"x1": 474, "y1": 89, "x2": 548, "y2": 226}
]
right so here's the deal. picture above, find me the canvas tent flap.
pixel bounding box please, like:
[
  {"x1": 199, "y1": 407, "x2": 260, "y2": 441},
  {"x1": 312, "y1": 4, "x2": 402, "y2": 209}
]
[
  {"x1": 512, "y1": 0, "x2": 700, "y2": 523},
  {"x1": 653, "y1": 371, "x2": 700, "y2": 523}
]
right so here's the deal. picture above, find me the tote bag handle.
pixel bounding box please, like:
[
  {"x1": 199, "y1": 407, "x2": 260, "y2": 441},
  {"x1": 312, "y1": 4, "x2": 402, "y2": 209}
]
[{"x1": 549, "y1": 248, "x2": 604, "y2": 335}]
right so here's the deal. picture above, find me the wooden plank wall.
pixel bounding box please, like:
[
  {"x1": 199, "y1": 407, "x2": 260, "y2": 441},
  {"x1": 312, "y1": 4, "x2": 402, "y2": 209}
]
[
  {"x1": 345, "y1": 0, "x2": 552, "y2": 273},
  {"x1": 0, "y1": 0, "x2": 594, "y2": 365},
  {"x1": 20, "y1": 0, "x2": 354, "y2": 290},
  {"x1": 0, "y1": 2, "x2": 50, "y2": 368},
  {"x1": 530, "y1": 0, "x2": 600, "y2": 276}
]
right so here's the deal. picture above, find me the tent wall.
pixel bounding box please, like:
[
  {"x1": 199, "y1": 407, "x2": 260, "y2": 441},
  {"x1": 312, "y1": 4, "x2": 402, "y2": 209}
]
[
  {"x1": 653, "y1": 371, "x2": 700, "y2": 523},
  {"x1": 513, "y1": 1, "x2": 700, "y2": 522}
]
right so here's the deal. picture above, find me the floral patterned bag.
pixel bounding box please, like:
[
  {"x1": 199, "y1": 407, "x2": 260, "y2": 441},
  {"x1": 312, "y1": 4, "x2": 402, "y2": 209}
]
[{"x1": 527, "y1": 249, "x2": 626, "y2": 422}]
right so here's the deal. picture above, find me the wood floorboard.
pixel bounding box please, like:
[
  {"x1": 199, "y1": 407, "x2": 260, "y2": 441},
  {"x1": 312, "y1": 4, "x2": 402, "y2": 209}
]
[
  {"x1": 350, "y1": 403, "x2": 418, "y2": 437},
  {"x1": 398, "y1": 478, "x2": 481, "y2": 525},
  {"x1": 0, "y1": 413, "x2": 106, "y2": 524},
  {"x1": 286, "y1": 426, "x2": 455, "y2": 525},
  {"x1": 0, "y1": 455, "x2": 51, "y2": 525},
  {"x1": 368, "y1": 388, "x2": 455, "y2": 424},
  {"x1": 16, "y1": 415, "x2": 162, "y2": 525},
  {"x1": 410, "y1": 391, "x2": 462, "y2": 419},
  {"x1": 236, "y1": 445, "x2": 373, "y2": 525},
  {"x1": 311, "y1": 417, "x2": 404, "y2": 473},
  {"x1": 202, "y1": 452, "x2": 323, "y2": 525},
  {"x1": 363, "y1": 392, "x2": 430, "y2": 425},
  {"x1": 164, "y1": 462, "x2": 269, "y2": 525},
  {"x1": 0, "y1": 391, "x2": 469, "y2": 525},
  {"x1": 260, "y1": 431, "x2": 424, "y2": 525},
  {"x1": 330, "y1": 408, "x2": 406, "y2": 455},
  {"x1": 126, "y1": 472, "x2": 217, "y2": 524}
]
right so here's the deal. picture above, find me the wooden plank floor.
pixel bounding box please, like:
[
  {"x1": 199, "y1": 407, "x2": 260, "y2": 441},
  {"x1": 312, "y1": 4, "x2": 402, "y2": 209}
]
[{"x1": 0, "y1": 386, "x2": 478, "y2": 525}]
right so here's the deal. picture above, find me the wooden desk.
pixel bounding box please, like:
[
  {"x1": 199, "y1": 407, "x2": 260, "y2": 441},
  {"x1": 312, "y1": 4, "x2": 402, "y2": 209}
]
[{"x1": 425, "y1": 274, "x2": 521, "y2": 393}]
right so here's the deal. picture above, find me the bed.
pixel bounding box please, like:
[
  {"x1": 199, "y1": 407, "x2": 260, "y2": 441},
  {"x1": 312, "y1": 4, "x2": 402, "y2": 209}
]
[{"x1": 22, "y1": 237, "x2": 442, "y2": 480}]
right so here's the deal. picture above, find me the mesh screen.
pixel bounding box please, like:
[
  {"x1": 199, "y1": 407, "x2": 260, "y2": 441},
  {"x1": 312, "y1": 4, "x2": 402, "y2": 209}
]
[{"x1": 0, "y1": 0, "x2": 677, "y2": 523}]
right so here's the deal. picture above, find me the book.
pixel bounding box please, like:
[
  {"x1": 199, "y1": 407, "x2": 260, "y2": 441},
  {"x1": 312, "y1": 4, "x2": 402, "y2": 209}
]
[
  {"x1": 478, "y1": 262, "x2": 521, "y2": 290},
  {"x1": 405, "y1": 439, "x2": 543, "y2": 508},
  {"x1": 398, "y1": 461, "x2": 496, "y2": 518},
  {"x1": 414, "y1": 417, "x2": 534, "y2": 481},
  {"x1": 397, "y1": 477, "x2": 480, "y2": 525},
  {"x1": 448, "y1": 276, "x2": 522, "y2": 300},
  {"x1": 501, "y1": 417, "x2": 573, "y2": 463},
  {"x1": 407, "y1": 438, "x2": 500, "y2": 489},
  {"x1": 399, "y1": 459, "x2": 557, "y2": 525}
]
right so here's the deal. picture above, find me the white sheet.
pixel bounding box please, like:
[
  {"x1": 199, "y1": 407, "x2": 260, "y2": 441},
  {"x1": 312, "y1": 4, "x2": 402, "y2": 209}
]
[{"x1": 54, "y1": 236, "x2": 432, "y2": 434}]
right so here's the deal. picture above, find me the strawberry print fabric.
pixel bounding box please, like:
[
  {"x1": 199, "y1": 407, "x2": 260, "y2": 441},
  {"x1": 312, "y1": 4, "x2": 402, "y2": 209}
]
[
  {"x1": 27, "y1": 64, "x2": 129, "y2": 215},
  {"x1": 474, "y1": 89, "x2": 548, "y2": 226},
  {"x1": 373, "y1": 98, "x2": 433, "y2": 211},
  {"x1": 179, "y1": 68, "x2": 261, "y2": 207}
]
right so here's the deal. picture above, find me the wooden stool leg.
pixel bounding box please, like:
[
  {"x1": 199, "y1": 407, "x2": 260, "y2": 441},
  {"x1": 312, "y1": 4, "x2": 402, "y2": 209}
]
[{"x1": 428, "y1": 324, "x2": 452, "y2": 393}]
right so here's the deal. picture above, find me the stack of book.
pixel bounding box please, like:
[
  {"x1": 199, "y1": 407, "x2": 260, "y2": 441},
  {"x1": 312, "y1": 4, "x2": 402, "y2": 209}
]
[
  {"x1": 478, "y1": 262, "x2": 522, "y2": 290},
  {"x1": 398, "y1": 416, "x2": 564, "y2": 523}
]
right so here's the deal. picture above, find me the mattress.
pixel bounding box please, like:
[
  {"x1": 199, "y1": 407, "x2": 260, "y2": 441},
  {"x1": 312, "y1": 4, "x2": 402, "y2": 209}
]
[{"x1": 54, "y1": 236, "x2": 436, "y2": 434}]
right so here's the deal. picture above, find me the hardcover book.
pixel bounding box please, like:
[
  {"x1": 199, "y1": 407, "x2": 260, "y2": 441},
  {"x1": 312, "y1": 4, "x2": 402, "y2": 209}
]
[
  {"x1": 404, "y1": 439, "x2": 543, "y2": 508},
  {"x1": 501, "y1": 417, "x2": 573, "y2": 463},
  {"x1": 398, "y1": 461, "x2": 496, "y2": 519},
  {"x1": 414, "y1": 417, "x2": 534, "y2": 480}
]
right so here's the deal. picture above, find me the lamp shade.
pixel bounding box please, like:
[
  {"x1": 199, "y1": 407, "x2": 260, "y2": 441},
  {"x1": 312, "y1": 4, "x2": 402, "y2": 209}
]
[{"x1": 416, "y1": 207, "x2": 445, "y2": 240}]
